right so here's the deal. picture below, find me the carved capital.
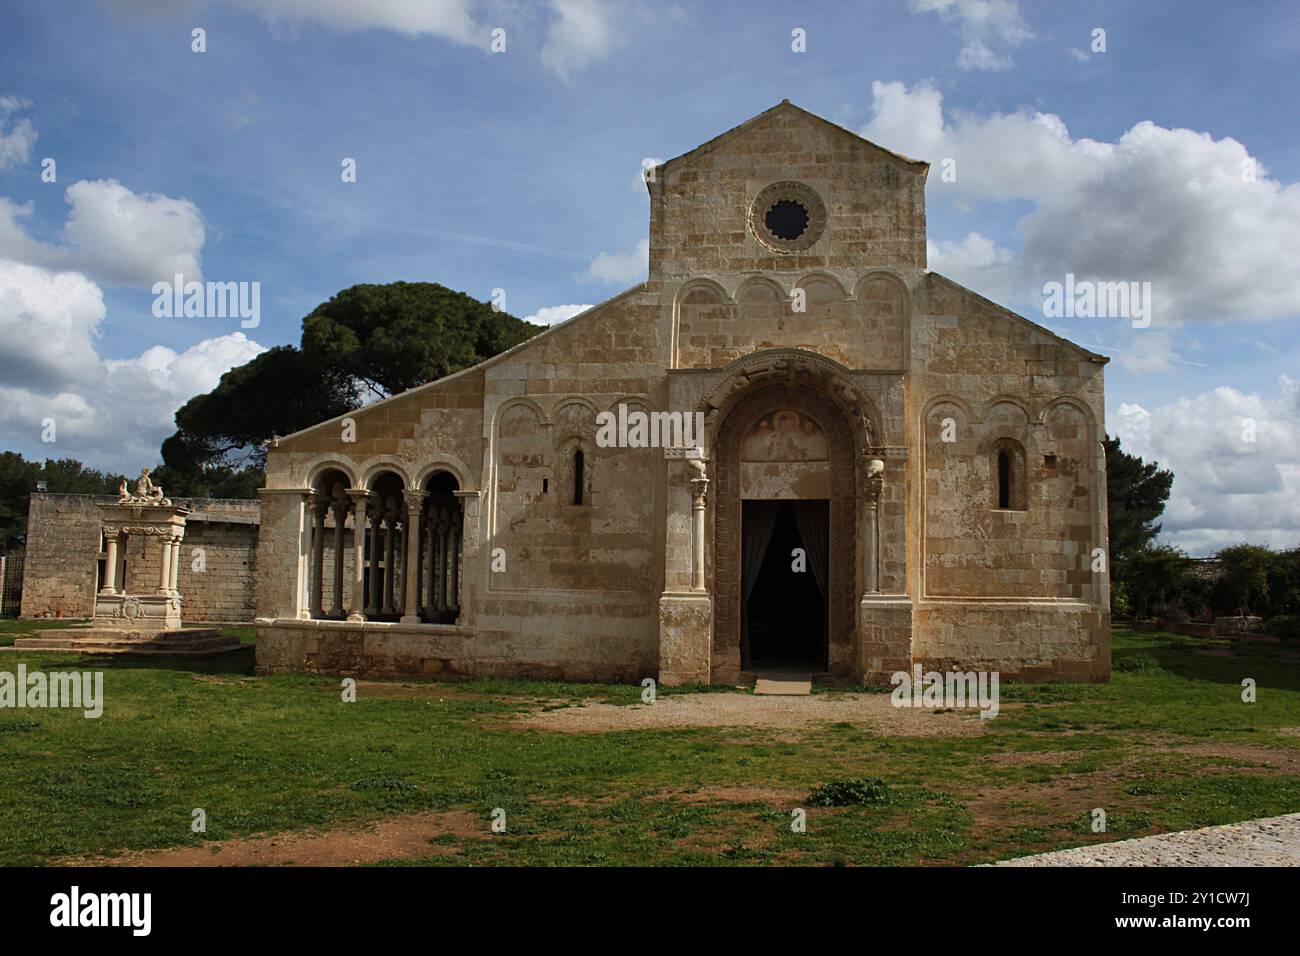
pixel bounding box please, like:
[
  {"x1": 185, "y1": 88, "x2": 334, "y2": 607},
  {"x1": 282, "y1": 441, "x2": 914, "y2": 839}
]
[
  {"x1": 404, "y1": 490, "x2": 428, "y2": 515},
  {"x1": 688, "y1": 457, "x2": 709, "y2": 507},
  {"x1": 864, "y1": 457, "x2": 885, "y2": 503}
]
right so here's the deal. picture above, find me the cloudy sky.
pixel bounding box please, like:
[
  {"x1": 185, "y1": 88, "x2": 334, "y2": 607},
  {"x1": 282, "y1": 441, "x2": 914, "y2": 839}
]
[{"x1": 0, "y1": 0, "x2": 1297, "y2": 554}]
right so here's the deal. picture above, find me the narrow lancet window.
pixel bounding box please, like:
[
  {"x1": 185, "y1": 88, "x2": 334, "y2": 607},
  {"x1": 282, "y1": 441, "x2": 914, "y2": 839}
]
[{"x1": 573, "y1": 449, "x2": 585, "y2": 505}]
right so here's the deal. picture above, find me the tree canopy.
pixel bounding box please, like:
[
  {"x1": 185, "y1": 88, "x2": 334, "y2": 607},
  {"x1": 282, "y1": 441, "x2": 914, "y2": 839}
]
[
  {"x1": 1104, "y1": 434, "x2": 1174, "y2": 565},
  {"x1": 0, "y1": 452, "x2": 125, "y2": 551},
  {"x1": 163, "y1": 282, "x2": 542, "y2": 476},
  {"x1": 302, "y1": 282, "x2": 539, "y2": 399}
]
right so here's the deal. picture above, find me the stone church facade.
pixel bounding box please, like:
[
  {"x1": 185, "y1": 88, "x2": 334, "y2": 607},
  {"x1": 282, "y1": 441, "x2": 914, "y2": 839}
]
[{"x1": 254, "y1": 102, "x2": 1111, "y2": 685}]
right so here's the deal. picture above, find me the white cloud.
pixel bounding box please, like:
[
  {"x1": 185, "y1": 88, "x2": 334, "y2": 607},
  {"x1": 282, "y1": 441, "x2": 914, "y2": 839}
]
[
  {"x1": 1112, "y1": 331, "x2": 1208, "y2": 375},
  {"x1": 1113, "y1": 378, "x2": 1300, "y2": 555},
  {"x1": 0, "y1": 198, "x2": 58, "y2": 269},
  {"x1": 926, "y1": 231, "x2": 1018, "y2": 304},
  {"x1": 0, "y1": 260, "x2": 105, "y2": 391},
  {"x1": 0, "y1": 96, "x2": 36, "y2": 172},
  {"x1": 582, "y1": 237, "x2": 647, "y2": 285},
  {"x1": 863, "y1": 80, "x2": 1300, "y2": 324},
  {"x1": 523, "y1": 303, "x2": 592, "y2": 326},
  {"x1": 0, "y1": 180, "x2": 205, "y2": 288},
  {"x1": 541, "y1": 0, "x2": 617, "y2": 79},
  {"x1": 119, "y1": 1, "x2": 619, "y2": 76},
  {"x1": 0, "y1": 258, "x2": 264, "y2": 473},
  {"x1": 909, "y1": 0, "x2": 1033, "y2": 71},
  {"x1": 231, "y1": 0, "x2": 480, "y2": 45},
  {"x1": 63, "y1": 179, "x2": 205, "y2": 286}
]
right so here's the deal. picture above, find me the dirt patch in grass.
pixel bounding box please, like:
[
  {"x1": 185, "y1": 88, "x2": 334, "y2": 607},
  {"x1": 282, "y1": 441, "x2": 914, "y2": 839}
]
[
  {"x1": 514, "y1": 692, "x2": 991, "y2": 736},
  {"x1": 191, "y1": 675, "x2": 254, "y2": 686},
  {"x1": 351, "y1": 681, "x2": 489, "y2": 701},
  {"x1": 987, "y1": 750, "x2": 1080, "y2": 766},
  {"x1": 68, "y1": 810, "x2": 485, "y2": 867},
  {"x1": 654, "y1": 785, "x2": 804, "y2": 805},
  {"x1": 1162, "y1": 740, "x2": 1300, "y2": 770}
]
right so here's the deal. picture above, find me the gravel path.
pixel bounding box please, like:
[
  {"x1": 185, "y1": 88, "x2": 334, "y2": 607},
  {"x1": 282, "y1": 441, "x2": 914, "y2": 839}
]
[
  {"x1": 995, "y1": 813, "x2": 1300, "y2": 866},
  {"x1": 515, "y1": 691, "x2": 989, "y2": 736}
]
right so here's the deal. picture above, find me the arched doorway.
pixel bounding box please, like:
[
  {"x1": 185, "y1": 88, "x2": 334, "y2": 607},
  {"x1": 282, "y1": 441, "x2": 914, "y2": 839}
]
[
  {"x1": 418, "y1": 470, "x2": 463, "y2": 623},
  {"x1": 308, "y1": 467, "x2": 352, "y2": 620},
  {"x1": 712, "y1": 383, "x2": 858, "y2": 682},
  {"x1": 363, "y1": 470, "x2": 407, "y2": 621}
]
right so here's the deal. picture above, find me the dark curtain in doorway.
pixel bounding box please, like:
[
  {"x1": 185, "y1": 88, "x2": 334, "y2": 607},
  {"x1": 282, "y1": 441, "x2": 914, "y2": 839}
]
[
  {"x1": 740, "y1": 501, "x2": 779, "y2": 668},
  {"x1": 791, "y1": 500, "x2": 829, "y2": 598}
]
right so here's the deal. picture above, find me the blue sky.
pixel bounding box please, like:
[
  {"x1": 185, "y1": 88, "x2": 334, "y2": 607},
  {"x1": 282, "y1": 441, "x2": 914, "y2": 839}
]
[{"x1": 1, "y1": 0, "x2": 1298, "y2": 553}]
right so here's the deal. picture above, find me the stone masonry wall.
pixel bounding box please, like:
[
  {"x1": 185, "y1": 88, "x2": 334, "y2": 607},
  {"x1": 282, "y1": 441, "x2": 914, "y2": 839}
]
[{"x1": 20, "y1": 493, "x2": 259, "y2": 622}]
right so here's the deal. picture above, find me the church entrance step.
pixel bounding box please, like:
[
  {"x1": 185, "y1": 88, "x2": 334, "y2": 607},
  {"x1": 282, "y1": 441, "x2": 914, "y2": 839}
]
[{"x1": 752, "y1": 673, "x2": 813, "y2": 695}]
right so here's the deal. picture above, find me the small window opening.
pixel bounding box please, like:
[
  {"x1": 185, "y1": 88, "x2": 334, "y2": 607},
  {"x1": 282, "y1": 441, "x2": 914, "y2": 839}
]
[
  {"x1": 997, "y1": 450, "x2": 1011, "y2": 509},
  {"x1": 572, "y1": 449, "x2": 584, "y2": 505},
  {"x1": 765, "y1": 200, "x2": 809, "y2": 241},
  {"x1": 542, "y1": 478, "x2": 548, "y2": 494}
]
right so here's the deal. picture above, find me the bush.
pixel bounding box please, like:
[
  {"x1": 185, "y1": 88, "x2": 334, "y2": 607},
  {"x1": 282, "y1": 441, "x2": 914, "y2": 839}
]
[
  {"x1": 808, "y1": 777, "x2": 895, "y2": 807},
  {"x1": 1110, "y1": 580, "x2": 1132, "y2": 618},
  {"x1": 1114, "y1": 652, "x2": 1162, "y2": 674},
  {"x1": 1117, "y1": 546, "x2": 1197, "y2": 620},
  {"x1": 1265, "y1": 615, "x2": 1300, "y2": 641},
  {"x1": 1213, "y1": 544, "x2": 1274, "y2": 617}
]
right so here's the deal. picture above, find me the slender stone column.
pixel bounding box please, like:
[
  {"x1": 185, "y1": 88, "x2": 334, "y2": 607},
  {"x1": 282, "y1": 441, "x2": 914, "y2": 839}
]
[
  {"x1": 115, "y1": 534, "x2": 128, "y2": 594},
  {"x1": 448, "y1": 520, "x2": 461, "y2": 615},
  {"x1": 169, "y1": 537, "x2": 182, "y2": 593},
  {"x1": 688, "y1": 458, "x2": 709, "y2": 592},
  {"x1": 424, "y1": 510, "x2": 437, "y2": 617},
  {"x1": 863, "y1": 458, "x2": 885, "y2": 595},
  {"x1": 310, "y1": 498, "x2": 328, "y2": 617},
  {"x1": 436, "y1": 512, "x2": 449, "y2": 613},
  {"x1": 158, "y1": 534, "x2": 173, "y2": 594},
  {"x1": 101, "y1": 532, "x2": 119, "y2": 594},
  {"x1": 400, "y1": 490, "x2": 427, "y2": 623},
  {"x1": 347, "y1": 491, "x2": 368, "y2": 622},
  {"x1": 365, "y1": 498, "x2": 380, "y2": 615},
  {"x1": 381, "y1": 505, "x2": 397, "y2": 614},
  {"x1": 331, "y1": 500, "x2": 347, "y2": 616},
  {"x1": 291, "y1": 491, "x2": 312, "y2": 620}
]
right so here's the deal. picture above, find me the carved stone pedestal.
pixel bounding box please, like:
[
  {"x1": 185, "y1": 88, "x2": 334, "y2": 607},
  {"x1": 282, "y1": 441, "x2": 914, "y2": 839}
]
[
  {"x1": 658, "y1": 592, "x2": 712, "y2": 685},
  {"x1": 858, "y1": 595, "x2": 914, "y2": 684},
  {"x1": 93, "y1": 592, "x2": 183, "y2": 630}
]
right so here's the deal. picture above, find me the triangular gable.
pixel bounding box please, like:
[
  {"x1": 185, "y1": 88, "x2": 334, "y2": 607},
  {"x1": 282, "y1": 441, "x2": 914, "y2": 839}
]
[{"x1": 650, "y1": 100, "x2": 929, "y2": 187}]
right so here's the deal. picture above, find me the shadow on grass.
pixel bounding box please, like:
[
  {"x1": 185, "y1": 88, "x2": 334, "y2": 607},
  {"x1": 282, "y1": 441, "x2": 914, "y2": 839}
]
[
  {"x1": 4, "y1": 646, "x2": 255, "y2": 677},
  {"x1": 1114, "y1": 628, "x2": 1300, "y2": 692}
]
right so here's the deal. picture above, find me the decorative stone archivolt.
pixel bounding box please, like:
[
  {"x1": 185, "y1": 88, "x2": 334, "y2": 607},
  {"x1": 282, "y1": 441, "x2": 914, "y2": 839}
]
[
  {"x1": 711, "y1": 380, "x2": 859, "y2": 680},
  {"x1": 699, "y1": 351, "x2": 879, "y2": 450}
]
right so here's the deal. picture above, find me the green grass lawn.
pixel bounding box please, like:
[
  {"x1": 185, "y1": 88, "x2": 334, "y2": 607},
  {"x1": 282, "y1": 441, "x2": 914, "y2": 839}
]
[
  {"x1": 0, "y1": 624, "x2": 1297, "y2": 866},
  {"x1": 0, "y1": 617, "x2": 90, "y2": 647}
]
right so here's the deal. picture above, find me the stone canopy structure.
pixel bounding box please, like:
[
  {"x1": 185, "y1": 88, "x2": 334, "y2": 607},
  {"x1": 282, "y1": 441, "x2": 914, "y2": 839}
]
[
  {"x1": 5, "y1": 470, "x2": 246, "y2": 658},
  {"x1": 254, "y1": 101, "x2": 1111, "y2": 685}
]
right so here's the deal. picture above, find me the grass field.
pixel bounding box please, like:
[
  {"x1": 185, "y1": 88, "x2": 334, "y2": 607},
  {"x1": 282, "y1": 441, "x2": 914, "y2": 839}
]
[{"x1": 0, "y1": 620, "x2": 1297, "y2": 866}]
